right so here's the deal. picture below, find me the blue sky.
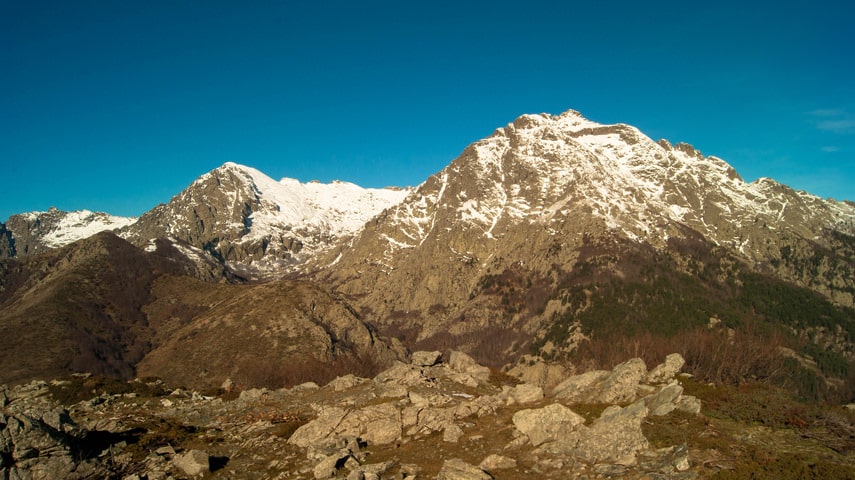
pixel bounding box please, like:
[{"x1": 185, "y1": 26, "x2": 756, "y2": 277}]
[{"x1": 2, "y1": 1, "x2": 854, "y2": 220}]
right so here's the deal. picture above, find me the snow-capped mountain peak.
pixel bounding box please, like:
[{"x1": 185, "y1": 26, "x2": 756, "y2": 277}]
[
  {"x1": 1, "y1": 207, "x2": 136, "y2": 257},
  {"x1": 120, "y1": 162, "x2": 410, "y2": 276},
  {"x1": 325, "y1": 109, "x2": 855, "y2": 287}
]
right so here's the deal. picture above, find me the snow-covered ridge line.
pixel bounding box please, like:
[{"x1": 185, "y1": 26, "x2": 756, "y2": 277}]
[
  {"x1": 216, "y1": 162, "x2": 411, "y2": 240},
  {"x1": 370, "y1": 108, "x2": 855, "y2": 262},
  {"x1": 19, "y1": 208, "x2": 137, "y2": 249}
]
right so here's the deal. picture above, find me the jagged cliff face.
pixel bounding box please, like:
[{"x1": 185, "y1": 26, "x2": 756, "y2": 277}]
[
  {"x1": 0, "y1": 207, "x2": 135, "y2": 259},
  {"x1": 119, "y1": 162, "x2": 409, "y2": 278},
  {"x1": 315, "y1": 110, "x2": 855, "y2": 356}
]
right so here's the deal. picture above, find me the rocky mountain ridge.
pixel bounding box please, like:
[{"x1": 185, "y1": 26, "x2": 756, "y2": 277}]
[
  {"x1": 313, "y1": 111, "x2": 855, "y2": 364},
  {"x1": 0, "y1": 207, "x2": 135, "y2": 258},
  {"x1": 3, "y1": 109, "x2": 855, "y2": 389},
  {"x1": 117, "y1": 163, "x2": 410, "y2": 277},
  {"x1": 2, "y1": 164, "x2": 409, "y2": 278}
]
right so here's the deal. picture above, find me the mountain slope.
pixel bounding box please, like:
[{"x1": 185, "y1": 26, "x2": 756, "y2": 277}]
[
  {"x1": 313, "y1": 110, "x2": 855, "y2": 386},
  {"x1": 136, "y1": 276, "x2": 406, "y2": 390},
  {"x1": 119, "y1": 162, "x2": 409, "y2": 277},
  {"x1": 0, "y1": 232, "x2": 221, "y2": 384},
  {"x1": 0, "y1": 231, "x2": 404, "y2": 388}
]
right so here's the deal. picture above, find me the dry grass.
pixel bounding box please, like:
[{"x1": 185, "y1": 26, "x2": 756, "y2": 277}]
[{"x1": 233, "y1": 352, "x2": 383, "y2": 390}]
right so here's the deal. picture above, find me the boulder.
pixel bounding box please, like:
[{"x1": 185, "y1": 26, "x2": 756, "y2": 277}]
[
  {"x1": 512, "y1": 403, "x2": 585, "y2": 446},
  {"x1": 374, "y1": 362, "x2": 428, "y2": 387},
  {"x1": 408, "y1": 406, "x2": 456, "y2": 436},
  {"x1": 646, "y1": 353, "x2": 686, "y2": 384},
  {"x1": 507, "y1": 356, "x2": 569, "y2": 388},
  {"x1": 644, "y1": 381, "x2": 683, "y2": 416},
  {"x1": 0, "y1": 411, "x2": 108, "y2": 480},
  {"x1": 173, "y1": 449, "x2": 210, "y2": 477},
  {"x1": 337, "y1": 402, "x2": 402, "y2": 445},
  {"x1": 506, "y1": 383, "x2": 544, "y2": 405},
  {"x1": 288, "y1": 407, "x2": 349, "y2": 448},
  {"x1": 599, "y1": 358, "x2": 647, "y2": 404},
  {"x1": 313, "y1": 449, "x2": 351, "y2": 479},
  {"x1": 552, "y1": 370, "x2": 610, "y2": 403},
  {"x1": 443, "y1": 423, "x2": 464, "y2": 443},
  {"x1": 327, "y1": 374, "x2": 367, "y2": 392},
  {"x1": 479, "y1": 454, "x2": 517, "y2": 471},
  {"x1": 677, "y1": 395, "x2": 702, "y2": 415},
  {"x1": 436, "y1": 458, "x2": 493, "y2": 480},
  {"x1": 447, "y1": 351, "x2": 491, "y2": 383},
  {"x1": 411, "y1": 351, "x2": 442, "y2": 366},
  {"x1": 574, "y1": 401, "x2": 650, "y2": 465}
]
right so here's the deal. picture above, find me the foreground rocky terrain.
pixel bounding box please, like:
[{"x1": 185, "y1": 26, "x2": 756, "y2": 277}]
[{"x1": 3, "y1": 351, "x2": 854, "y2": 479}]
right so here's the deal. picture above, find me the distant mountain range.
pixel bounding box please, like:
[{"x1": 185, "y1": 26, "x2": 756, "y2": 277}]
[{"x1": 2, "y1": 109, "x2": 854, "y2": 399}]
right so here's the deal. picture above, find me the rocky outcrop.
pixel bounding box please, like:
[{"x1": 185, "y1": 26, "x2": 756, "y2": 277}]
[
  {"x1": 284, "y1": 352, "x2": 699, "y2": 477},
  {"x1": 0, "y1": 382, "x2": 109, "y2": 479},
  {"x1": 11, "y1": 350, "x2": 852, "y2": 479}
]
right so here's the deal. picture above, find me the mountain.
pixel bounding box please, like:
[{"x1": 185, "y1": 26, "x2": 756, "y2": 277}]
[
  {"x1": 0, "y1": 207, "x2": 136, "y2": 258},
  {"x1": 0, "y1": 230, "x2": 403, "y2": 388},
  {"x1": 0, "y1": 231, "x2": 221, "y2": 385},
  {"x1": 314, "y1": 110, "x2": 855, "y2": 384},
  {"x1": 2, "y1": 109, "x2": 855, "y2": 400},
  {"x1": 119, "y1": 162, "x2": 410, "y2": 278},
  {"x1": 4, "y1": 109, "x2": 855, "y2": 479}
]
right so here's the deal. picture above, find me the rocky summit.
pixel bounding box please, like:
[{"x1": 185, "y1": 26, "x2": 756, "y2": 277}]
[{"x1": 1, "y1": 109, "x2": 855, "y2": 478}]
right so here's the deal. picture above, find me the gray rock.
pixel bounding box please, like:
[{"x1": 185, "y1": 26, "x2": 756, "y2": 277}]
[
  {"x1": 238, "y1": 388, "x2": 268, "y2": 402},
  {"x1": 479, "y1": 454, "x2": 517, "y2": 471},
  {"x1": 644, "y1": 382, "x2": 684, "y2": 416},
  {"x1": 646, "y1": 353, "x2": 686, "y2": 384},
  {"x1": 356, "y1": 460, "x2": 396, "y2": 476},
  {"x1": 288, "y1": 407, "x2": 349, "y2": 448},
  {"x1": 408, "y1": 406, "x2": 456, "y2": 436},
  {"x1": 507, "y1": 355, "x2": 569, "y2": 388},
  {"x1": 374, "y1": 362, "x2": 428, "y2": 386},
  {"x1": 575, "y1": 401, "x2": 650, "y2": 465},
  {"x1": 552, "y1": 370, "x2": 610, "y2": 403},
  {"x1": 155, "y1": 445, "x2": 176, "y2": 456},
  {"x1": 336, "y1": 402, "x2": 402, "y2": 445},
  {"x1": 293, "y1": 382, "x2": 320, "y2": 391},
  {"x1": 411, "y1": 350, "x2": 443, "y2": 366},
  {"x1": 173, "y1": 449, "x2": 210, "y2": 476},
  {"x1": 346, "y1": 470, "x2": 365, "y2": 480},
  {"x1": 327, "y1": 374, "x2": 367, "y2": 392},
  {"x1": 313, "y1": 449, "x2": 351, "y2": 479},
  {"x1": 512, "y1": 403, "x2": 585, "y2": 446},
  {"x1": 0, "y1": 411, "x2": 109, "y2": 480},
  {"x1": 436, "y1": 458, "x2": 493, "y2": 480},
  {"x1": 599, "y1": 358, "x2": 647, "y2": 404},
  {"x1": 447, "y1": 351, "x2": 491, "y2": 383},
  {"x1": 443, "y1": 423, "x2": 464, "y2": 443},
  {"x1": 506, "y1": 383, "x2": 544, "y2": 405}
]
